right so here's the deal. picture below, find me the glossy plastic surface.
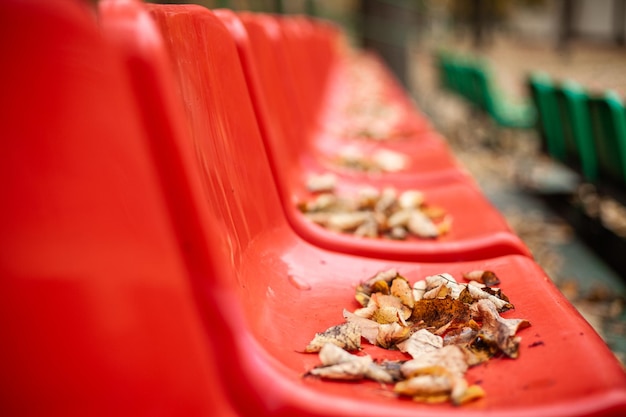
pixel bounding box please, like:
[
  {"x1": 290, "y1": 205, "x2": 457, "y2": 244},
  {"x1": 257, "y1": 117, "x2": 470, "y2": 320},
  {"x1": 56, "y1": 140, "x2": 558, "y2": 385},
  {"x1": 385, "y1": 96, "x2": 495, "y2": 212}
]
[
  {"x1": 118, "y1": 2, "x2": 626, "y2": 416},
  {"x1": 5, "y1": 1, "x2": 626, "y2": 416},
  {"x1": 214, "y1": 10, "x2": 531, "y2": 262},
  {"x1": 1, "y1": 0, "x2": 234, "y2": 415}
]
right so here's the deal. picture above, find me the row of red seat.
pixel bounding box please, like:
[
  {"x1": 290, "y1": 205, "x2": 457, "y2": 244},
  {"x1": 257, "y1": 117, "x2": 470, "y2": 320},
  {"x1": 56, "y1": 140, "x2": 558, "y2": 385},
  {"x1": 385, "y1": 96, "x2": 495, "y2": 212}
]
[
  {"x1": 215, "y1": 9, "x2": 531, "y2": 262},
  {"x1": 1, "y1": 0, "x2": 625, "y2": 416}
]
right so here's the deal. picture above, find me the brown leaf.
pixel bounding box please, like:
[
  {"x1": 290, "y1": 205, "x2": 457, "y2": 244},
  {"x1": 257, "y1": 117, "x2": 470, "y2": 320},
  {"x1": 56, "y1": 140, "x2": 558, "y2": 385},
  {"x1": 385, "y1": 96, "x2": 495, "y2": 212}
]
[
  {"x1": 457, "y1": 286, "x2": 474, "y2": 304},
  {"x1": 305, "y1": 322, "x2": 362, "y2": 353},
  {"x1": 470, "y1": 299, "x2": 531, "y2": 358},
  {"x1": 355, "y1": 269, "x2": 397, "y2": 306},
  {"x1": 371, "y1": 293, "x2": 412, "y2": 324},
  {"x1": 464, "y1": 333, "x2": 502, "y2": 365},
  {"x1": 376, "y1": 322, "x2": 411, "y2": 348},
  {"x1": 390, "y1": 275, "x2": 415, "y2": 309},
  {"x1": 463, "y1": 270, "x2": 501, "y2": 287},
  {"x1": 412, "y1": 296, "x2": 471, "y2": 329}
]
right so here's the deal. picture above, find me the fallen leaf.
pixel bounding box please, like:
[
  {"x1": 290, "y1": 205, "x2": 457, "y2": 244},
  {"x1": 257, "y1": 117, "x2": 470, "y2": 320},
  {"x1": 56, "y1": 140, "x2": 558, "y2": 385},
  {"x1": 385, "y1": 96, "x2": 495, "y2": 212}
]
[
  {"x1": 408, "y1": 210, "x2": 439, "y2": 238},
  {"x1": 450, "y1": 378, "x2": 485, "y2": 405},
  {"x1": 343, "y1": 309, "x2": 380, "y2": 344},
  {"x1": 305, "y1": 322, "x2": 362, "y2": 353},
  {"x1": 424, "y1": 273, "x2": 465, "y2": 299},
  {"x1": 412, "y1": 296, "x2": 470, "y2": 329},
  {"x1": 394, "y1": 374, "x2": 452, "y2": 397},
  {"x1": 391, "y1": 275, "x2": 415, "y2": 308},
  {"x1": 306, "y1": 173, "x2": 337, "y2": 193},
  {"x1": 298, "y1": 182, "x2": 451, "y2": 240},
  {"x1": 371, "y1": 293, "x2": 412, "y2": 324},
  {"x1": 463, "y1": 270, "x2": 501, "y2": 287},
  {"x1": 355, "y1": 269, "x2": 396, "y2": 306},
  {"x1": 310, "y1": 343, "x2": 395, "y2": 383},
  {"x1": 401, "y1": 345, "x2": 468, "y2": 379},
  {"x1": 467, "y1": 284, "x2": 514, "y2": 312},
  {"x1": 308, "y1": 356, "x2": 372, "y2": 381},
  {"x1": 470, "y1": 299, "x2": 531, "y2": 358},
  {"x1": 396, "y1": 329, "x2": 443, "y2": 358},
  {"x1": 413, "y1": 280, "x2": 427, "y2": 301},
  {"x1": 376, "y1": 322, "x2": 411, "y2": 348}
]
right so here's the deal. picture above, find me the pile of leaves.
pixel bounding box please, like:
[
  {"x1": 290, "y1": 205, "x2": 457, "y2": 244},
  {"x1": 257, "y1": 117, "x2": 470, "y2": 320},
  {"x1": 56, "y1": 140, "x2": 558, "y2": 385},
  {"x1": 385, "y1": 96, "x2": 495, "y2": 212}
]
[
  {"x1": 303, "y1": 269, "x2": 530, "y2": 405},
  {"x1": 326, "y1": 51, "x2": 420, "y2": 141},
  {"x1": 300, "y1": 174, "x2": 451, "y2": 240},
  {"x1": 334, "y1": 146, "x2": 408, "y2": 173}
]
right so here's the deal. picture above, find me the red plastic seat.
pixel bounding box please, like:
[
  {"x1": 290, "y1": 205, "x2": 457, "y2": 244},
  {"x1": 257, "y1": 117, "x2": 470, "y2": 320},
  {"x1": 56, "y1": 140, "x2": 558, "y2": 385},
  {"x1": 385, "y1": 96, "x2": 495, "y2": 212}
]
[
  {"x1": 0, "y1": 0, "x2": 234, "y2": 415},
  {"x1": 274, "y1": 14, "x2": 434, "y2": 143},
  {"x1": 214, "y1": 10, "x2": 531, "y2": 262},
  {"x1": 100, "y1": 2, "x2": 626, "y2": 416},
  {"x1": 228, "y1": 11, "x2": 463, "y2": 185}
]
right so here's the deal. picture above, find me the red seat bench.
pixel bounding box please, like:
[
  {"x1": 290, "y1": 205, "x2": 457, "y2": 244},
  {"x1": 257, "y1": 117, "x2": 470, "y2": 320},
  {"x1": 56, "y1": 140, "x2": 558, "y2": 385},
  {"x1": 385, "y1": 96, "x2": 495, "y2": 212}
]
[
  {"x1": 2, "y1": 0, "x2": 625, "y2": 416},
  {"x1": 214, "y1": 10, "x2": 531, "y2": 261},
  {"x1": 107, "y1": 1, "x2": 626, "y2": 416}
]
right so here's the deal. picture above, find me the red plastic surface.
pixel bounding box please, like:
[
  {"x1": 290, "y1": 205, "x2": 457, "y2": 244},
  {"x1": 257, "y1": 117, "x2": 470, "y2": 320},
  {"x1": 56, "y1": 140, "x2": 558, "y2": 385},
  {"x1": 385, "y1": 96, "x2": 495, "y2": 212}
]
[
  {"x1": 4, "y1": 0, "x2": 626, "y2": 416},
  {"x1": 274, "y1": 14, "x2": 432, "y2": 141},
  {"x1": 0, "y1": 0, "x2": 234, "y2": 415},
  {"x1": 113, "y1": 2, "x2": 626, "y2": 416},
  {"x1": 225, "y1": 11, "x2": 463, "y2": 185},
  {"x1": 214, "y1": 10, "x2": 531, "y2": 261}
]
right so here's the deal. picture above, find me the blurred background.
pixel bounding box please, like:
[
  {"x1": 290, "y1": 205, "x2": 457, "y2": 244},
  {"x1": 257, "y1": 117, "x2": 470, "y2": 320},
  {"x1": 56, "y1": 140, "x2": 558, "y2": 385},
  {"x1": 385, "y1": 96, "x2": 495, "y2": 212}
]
[
  {"x1": 146, "y1": 0, "x2": 626, "y2": 362},
  {"x1": 146, "y1": 0, "x2": 626, "y2": 90}
]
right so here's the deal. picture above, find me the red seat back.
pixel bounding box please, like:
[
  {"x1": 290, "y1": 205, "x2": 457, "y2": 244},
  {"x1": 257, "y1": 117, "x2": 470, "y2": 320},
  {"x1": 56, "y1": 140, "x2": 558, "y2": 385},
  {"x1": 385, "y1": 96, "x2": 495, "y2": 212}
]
[{"x1": 0, "y1": 0, "x2": 234, "y2": 415}]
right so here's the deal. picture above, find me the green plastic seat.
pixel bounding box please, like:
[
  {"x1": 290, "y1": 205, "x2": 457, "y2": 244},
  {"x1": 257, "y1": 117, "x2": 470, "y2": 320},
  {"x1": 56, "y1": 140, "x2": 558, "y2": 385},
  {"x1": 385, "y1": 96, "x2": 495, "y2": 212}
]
[
  {"x1": 588, "y1": 90, "x2": 626, "y2": 190},
  {"x1": 434, "y1": 50, "x2": 455, "y2": 92},
  {"x1": 554, "y1": 80, "x2": 597, "y2": 181},
  {"x1": 472, "y1": 63, "x2": 535, "y2": 129},
  {"x1": 437, "y1": 52, "x2": 535, "y2": 129},
  {"x1": 467, "y1": 63, "x2": 490, "y2": 111},
  {"x1": 528, "y1": 72, "x2": 565, "y2": 159},
  {"x1": 449, "y1": 57, "x2": 471, "y2": 101}
]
